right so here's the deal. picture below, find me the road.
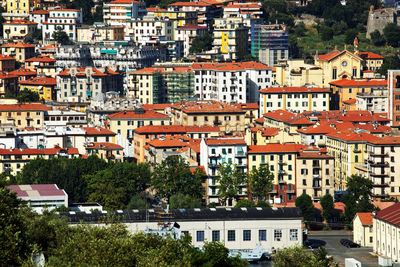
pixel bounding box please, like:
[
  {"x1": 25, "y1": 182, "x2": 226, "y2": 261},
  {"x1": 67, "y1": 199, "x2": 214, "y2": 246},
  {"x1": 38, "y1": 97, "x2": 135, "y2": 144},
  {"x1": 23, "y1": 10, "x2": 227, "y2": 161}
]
[{"x1": 308, "y1": 230, "x2": 378, "y2": 267}]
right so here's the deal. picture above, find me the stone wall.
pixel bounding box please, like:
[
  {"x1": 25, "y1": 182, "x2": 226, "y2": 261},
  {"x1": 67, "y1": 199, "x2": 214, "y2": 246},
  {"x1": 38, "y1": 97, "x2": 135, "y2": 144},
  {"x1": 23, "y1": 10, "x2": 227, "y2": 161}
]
[{"x1": 366, "y1": 6, "x2": 400, "y2": 39}]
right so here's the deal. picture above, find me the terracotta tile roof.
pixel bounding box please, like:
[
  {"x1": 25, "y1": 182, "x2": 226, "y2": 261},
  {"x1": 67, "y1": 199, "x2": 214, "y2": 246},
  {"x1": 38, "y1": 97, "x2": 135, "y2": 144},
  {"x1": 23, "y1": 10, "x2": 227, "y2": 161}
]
[
  {"x1": 109, "y1": 0, "x2": 144, "y2": 4},
  {"x1": 84, "y1": 127, "x2": 116, "y2": 136},
  {"x1": 367, "y1": 136, "x2": 400, "y2": 145},
  {"x1": 224, "y1": 3, "x2": 261, "y2": 8},
  {"x1": 373, "y1": 201, "x2": 396, "y2": 210},
  {"x1": 30, "y1": 10, "x2": 50, "y2": 15},
  {"x1": 169, "y1": 1, "x2": 213, "y2": 6},
  {"x1": 337, "y1": 111, "x2": 390, "y2": 122},
  {"x1": 255, "y1": 117, "x2": 264, "y2": 124},
  {"x1": 40, "y1": 43, "x2": 60, "y2": 50},
  {"x1": 250, "y1": 127, "x2": 280, "y2": 136},
  {"x1": 374, "y1": 202, "x2": 400, "y2": 227},
  {"x1": 298, "y1": 149, "x2": 333, "y2": 159},
  {"x1": 0, "y1": 103, "x2": 51, "y2": 111},
  {"x1": 19, "y1": 77, "x2": 56, "y2": 86},
  {"x1": 9, "y1": 68, "x2": 37, "y2": 76},
  {"x1": 232, "y1": 103, "x2": 258, "y2": 109},
  {"x1": 142, "y1": 103, "x2": 173, "y2": 110},
  {"x1": 192, "y1": 61, "x2": 271, "y2": 71},
  {"x1": 176, "y1": 24, "x2": 207, "y2": 30},
  {"x1": 317, "y1": 50, "x2": 342, "y2": 61},
  {"x1": 25, "y1": 55, "x2": 56, "y2": 62},
  {"x1": 107, "y1": 110, "x2": 170, "y2": 119},
  {"x1": 85, "y1": 142, "x2": 123, "y2": 150},
  {"x1": 134, "y1": 125, "x2": 219, "y2": 134},
  {"x1": 356, "y1": 212, "x2": 373, "y2": 226},
  {"x1": 329, "y1": 79, "x2": 387, "y2": 87},
  {"x1": 263, "y1": 109, "x2": 314, "y2": 125},
  {"x1": 326, "y1": 131, "x2": 378, "y2": 143},
  {"x1": 260, "y1": 86, "x2": 330, "y2": 94},
  {"x1": 248, "y1": 144, "x2": 308, "y2": 153},
  {"x1": 343, "y1": 98, "x2": 356, "y2": 104},
  {"x1": 187, "y1": 138, "x2": 201, "y2": 153},
  {"x1": 50, "y1": 9, "x2": 80, "y2": 12},
  {"x1": 297, "y1": 122, "x2": 335, "y2": 135},
  {"x1": 148, "y1": 136, "x2": 188, "y2": 148},
  {"x1": 0, "y1": 54, "x2": 14, "y2": 60},
  {"x1": 1, "y1": 41, "x2": 35, "y2": 48},
  {"x1": 172, "y1": 100, "x2": 245, "y2": 114},
  {"x1": 4, "y1": 20, "x2": 37, "y2": 25},
  {"x1": 0, "y1": 72, "x2": 18, "y2": 79},
  {"x1": 355, "y1": 124, "x2": 391, "y2": 134},
  {"x1": 204, "y1": 138, "x2": 246, "y2": 146},
  {"x1": 146, "y1": 7, "x2": 167, "y2": 11},
  {"x1": 131, "y1": 66, "x2": 193, "y2": 74},
  {"x1": 0, "y1": 147, "x2": 78, "y2": 155},
  {"x1": 359, "y1": 52, "x2": 384, "y2": 60}
]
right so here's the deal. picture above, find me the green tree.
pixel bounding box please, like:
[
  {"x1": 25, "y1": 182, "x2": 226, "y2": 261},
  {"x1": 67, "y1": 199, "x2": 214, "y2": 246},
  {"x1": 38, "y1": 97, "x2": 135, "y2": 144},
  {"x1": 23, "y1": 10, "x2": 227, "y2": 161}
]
[
  {"x1": 217, "y1": 163, "x2": 247, "y2": 205},
  {"x1": 52, "y1": 26, "x2": 70, "y2": 45},
  {"x1": 127, "y1": 194, "x2": 147, "y2": 210},
  {"x1": 190, "y1": 242, "x2": 247, "y2": 267},
  {"x1": 234, "y1": 198, "x2": 254, "y2": 208},
  {"x1": 383, "y1": 23, "x2": 400, "y2": 47},
  {"x1": 346, "y1": 174, "x2": 372, "y2": 201},
  {"x1": 16, "y1": 88, "x2": 40, "y2": 102},
  {"x1": 189, "y1": 33, "x2": 213, "y2": 54},
  {"x1": 344, "y1": 29, "x2": 358, "y2": 44},
  {"x1": 370, "y1": 30, "x2": 385, "y2": 46},
  {"x1": 294, "y1": 22, "x2": 307, "y2": 37},
  {"x1": 320, "y1": 194, "x2": 334, "y2": 224},
  {"x1": 273, "y1": 246, "x2": 336, "y2": 267},
  {"x1": 295, "y1": 194, "x2": 315, "y2": 225},
  {"x1": 377, "y1": 54, "x2": 400, "y2": 76},
  {"x1": 169, "y1": 193, "x2": 202, "y2": 209},
  {"x1": 248, "y1": 164, "x2": 273, "y2": 203},
  {"x1": 87, "y1": 182, "x2": 126, "y2": 210},
  {"x1": 151, "y1": 156, "x2": 204, "y2": 201},
  {"x1": 318, "y1": 25, "x2": 334, "y2": 41}
]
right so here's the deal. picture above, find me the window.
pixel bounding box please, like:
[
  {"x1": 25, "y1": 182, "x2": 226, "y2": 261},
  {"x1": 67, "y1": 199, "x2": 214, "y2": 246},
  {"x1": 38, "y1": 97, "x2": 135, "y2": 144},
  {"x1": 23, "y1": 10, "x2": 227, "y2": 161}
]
[
  {"x1": 259, "y1": 230, "x2": 266, "y2": 241},
  {"x1": 228, "y1": 230, "x2": 235, "y2": 241},
  {"x1": 117, "y1": 121, "x2": 121, "y2": 126},
  {"x1": 370, "y1": 236, "x2": 373, "y2": 243},
  {"x1": 212, "y1": 230, "x2": 220, "y2": 241},
  {"x1": 196, "y1": 231, "x2": 204, "y2": 242},
  {"x1": 274, "y1": 229, "x2": 282, "y2": 241},
  {"x1": 243, "y1": 230, "x2": 251, "y2": 241},
  {"x1": 303, "y1": 179, "x2": 306, "y2": 186},
  {"x1": 290, "y1": 229, "x2": 298, "y2": 241}
]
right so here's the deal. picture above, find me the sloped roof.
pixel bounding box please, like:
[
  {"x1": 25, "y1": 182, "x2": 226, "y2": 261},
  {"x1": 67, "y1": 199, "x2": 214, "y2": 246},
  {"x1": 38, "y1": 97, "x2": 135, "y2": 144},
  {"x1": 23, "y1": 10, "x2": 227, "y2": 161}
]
[
  {"x1": 172, "y1": 100, "x2": 245, "y2": 114},
  {"x1": 329, "y1": 79, "x2": 387, "y2": 87},
  {"x1": 19, "y1": 77, "x2": 56, "y2": 86},
  {"x1": 0, "y1": 104, "x2": 51, "y2": 111},
  {"x1": 7, "y1": 184, "x2": 66, "y2": 197},
  {"x1": 1, "y1": 41, "x2": 35, "y2": 48},
  {"x1": 374, "y1": 202, "x2": 400, "y2": 227},
  {"x1": 356, "y1": 212, "x2": 373, "y2": 226},
  {"x1": 260, "y1": 87, "x2": 330, "y2": 93},
  {"x1": 85, "y1": 142, "x2": 123, "y2": 150},
  {"x1": 83, "y1": 127, "x2": 116, "y2": 136},
  {"x1": 359, "y1": 52, "x2": 384, "y2": 60},
  {"x1": 204, "y1": 138, "x2": 246, "y2": 146},
  {"x1": 107, "y1": 110, "x2": 170, "y2": 119}
]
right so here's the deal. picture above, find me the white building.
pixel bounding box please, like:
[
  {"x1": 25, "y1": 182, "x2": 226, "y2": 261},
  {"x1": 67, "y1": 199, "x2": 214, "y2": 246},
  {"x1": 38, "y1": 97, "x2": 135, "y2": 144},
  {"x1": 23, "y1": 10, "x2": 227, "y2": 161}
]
[
  {"x1": 61, "y1": 207, "x2": 303, "y2": 250},
  {"x1": 373, "y1": 202, "x2": 400, "y2": 265},
  {"x1": 103, "y1": 0, "x2": 147, "y2": 28},
  {"x1": 259, "y1": 86, "x2": 330, "y2": 115},
  {"x1": 175, "y1": 24, "x2": 207, "y2": 57},
  {"x1": 42, "y1": 9, "x2": 83, "y2": 43},
  {"x1": 29, "y1": 10, "x2": 49, "y2": 30},
  {"x1": 200, "y1": 137, "x2": 247, "y2": 205},
  {"x1": 7, "y1": 184, "x2": 68, "y2": 213},
  {"x1": 353, "y1": 212, "x2": 374, "y2": 247},
  {"x1": 127, "y1": 15, "x2": 174, "y2": 44},
  {"x1": 193, "y1": 61, "x2": 272, "y2": 104}
]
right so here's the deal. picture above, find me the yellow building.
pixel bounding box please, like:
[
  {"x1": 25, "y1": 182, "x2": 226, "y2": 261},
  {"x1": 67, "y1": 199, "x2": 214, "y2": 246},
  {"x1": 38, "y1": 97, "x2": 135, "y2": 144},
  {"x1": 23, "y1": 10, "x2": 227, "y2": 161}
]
[
  {"x1": 213, "y1": 20, "x2": 248, "y2": 60},
  {"x1": 77, "y1": 25, "x2": 124, "y2": 43},
  {"x1": 262, "y1": 109, "x2": 314, "y2": 136},
  {"x1": 1, "y1": 41, "x2": 35, "y2": 62},
  {"x1": 275, "y1": 59, "x2": 324, "y2": 87},
  {"x1": 3, "y1": 20, "x2": 37, "y2": 39},
  {"x1": 353, "y1": 212, "x2": 374, "y2": 247},
  {"x1": 329, "y1": 79, "x2": 387, "y2": 110},
  {"x1": 359, "y1": 52, "x2": 384, "y2": 72},
  {"x1": 6, "y1": 0, "x2": 34, "y2": 15},
  {"x1": 0, "y1": 103, "x2": 51, "y2": 128},
  {"x1": 315, "y1": 49, "x2": 363, "y2": 87},
  {"x1": 149, "y1": 8, "x2": 197, "y2": 38},
  {"x1": 84, "y1": 142, "x2": 123, "y2": 163},
  {"x1": 326, "y1": 131, "x2": 377, "y2": 190},
  {"x1": 19, "y1": 77, "x2": 57, "y2": 101},
  {"x1": 106, "y1": 109, "x2": 171, "y2": 141},
  {"x1": 0, "y1": 147, "x2": 79, "y2": 175}
]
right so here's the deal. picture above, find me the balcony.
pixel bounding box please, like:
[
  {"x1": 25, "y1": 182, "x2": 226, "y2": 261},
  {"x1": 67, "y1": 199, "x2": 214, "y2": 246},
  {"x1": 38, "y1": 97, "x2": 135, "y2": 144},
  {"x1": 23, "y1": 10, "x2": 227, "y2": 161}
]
[
  {"x1": 278, "y1": 160, "x2": 287, "y2": 165},
  {"x1": 213, "y1": 120, "x2": 222, "y2": 126},
  {"x1": 278, "y1": 178, "x2": 286, "y2": 184},
  {"x1": 370, "y1": 152, "x2": 388, "y2": 157},
  {"x1": 353, "y1": 148, "x2": 361, "y2": 153},
  {"x1": 209, "y1": 162, "x2": 218, "y2": 168},
  {"x1": 370, "y1": 171, "x2": 389, "y2": 177},
  {"x1": 372, "y1": 183, "x2": 389, "y2": 187},
  {"x1": 370, "y1": 162, "x2": 389, "y2": 167},
  {"x1": 278, "y1": 169, "x2": 286, "y2": 175},
  {"x1": 286, "y1": 189, "x2": 296, "y2": 194},
  {"x1": 312, "y1": 184, "x2": 322, "y2": 189},
  {"x1": 313, "y1": 174, "x2": 321, "y2": 179},
  {"x1": 235, "y1": 151, "x2": 246, "y2": 157}
]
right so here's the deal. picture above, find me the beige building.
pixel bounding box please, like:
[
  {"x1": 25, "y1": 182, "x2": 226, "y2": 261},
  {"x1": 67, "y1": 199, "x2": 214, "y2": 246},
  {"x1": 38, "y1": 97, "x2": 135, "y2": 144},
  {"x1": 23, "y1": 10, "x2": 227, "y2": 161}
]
[
  {"x1": 85, "y1": 142, "x2": 123, "y2": 162},
  {"x1": 3, "y1": 20, "x2": 37, "y2": 39},
  {"x1": 275, "y1": 59, "x2": 324, "y2": 87},
  {"x1": 171, "y1": 101, "x2": 246, "y2": 134},
  {"x1": 25, "y1": 55, "x2": 57, "y2": 77},
  {"x1": 353, "y1": 212, "x2": 374, "y2": 247},
  {"x1": 0, "y1": 103, "x2": 51, "y2": 128},
  {"x1": 77, "y1": 25, "x2": 124, "y2": 43},
  {"x1": 1, "y1": 41, "x2": 35, "y2": 62}
]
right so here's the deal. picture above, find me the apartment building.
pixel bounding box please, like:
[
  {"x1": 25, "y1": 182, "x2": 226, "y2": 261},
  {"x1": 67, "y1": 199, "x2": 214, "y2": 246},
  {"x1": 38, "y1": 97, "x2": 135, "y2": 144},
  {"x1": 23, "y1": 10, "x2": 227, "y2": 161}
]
[
  {"x1": 213, "y1": 19, "x2": 248, "y2": 61},
  {"x1": 259, "y1": 86, "x2": 330, "y2": 115},
  {"x1": 193, "y1": 62, "x2": 272, "y2": 104},
  {"x1": 57, "y1": 67, "x2": 123, "y2": 103},
  {"x1": 85, "y1": 142, "x2": 123, "y2": 162},
  {"x1": 248, "y1": 144, "x2": 334, "y2": 204},
  {"x1": 175, "y1": 25, "x2": 207, "y2": 57},
  {"x1": 326, "y1": 131, "x2": 378, "y2": 190},
  {"x1": 129, "y1": 66, "x2": 194, "y2": 104},
  {"x1": 3, "y1": 20, "x2": 37, "y2": 39},
  {"x1": 1, "y1": 41, "x2": 35, "y2": 62},
  {"x1": 25, "y1": 55, "x2": 57, "y2": 77},
  {"x1": 106, "y1": 108, "x2": 171, "y2": 141},
  {"x1": 168, "y1": 0, "x2": 221, "y2": 27},
  {"x1": 274, "y1": 59, "x2": 324, "y2": 88},
  {"x1": 359, "y1": 52, "x2": 384, "y2": 71},
  {"x1": 0, "y1": 72, "x2": 18, "y2": 97},
  {"x1": 353, "y1": 212, "x2": 374, "y2": 247},
  {"x1": 0, "y1": 54, "x2": 15, "y2": 72},
  {"x1": 171, "y1": 100, "x2": 246, "y2": 133},
  {"x1": 200, "y1": 137, "x2": 247, "y2": 205},
  {"x1": 77, "y1": 24, "x2": 125, "y2": 43},
  {"x1": 19, "y1": 76, "x2": 56, "y2": 101},
  {"x1": 388, "y1": 70, "x2": 400, "y2": 127},
  {"x1": 149, "y1": 8, "x2": 198, "y2": 36},
  {"x1": 42, "y1": 9, "x2": 83, "y2": 43},
  {"x1": 373, "y1": 202, "x2": 400, "y2": 264},
  {"x1": 103, "y1": 0, "x2": 147, "y2": 27},
  {"x1": 127, "y1": 15, "x2": 174, "y2": 44},
  {"x1": 0, "y1": 103, "x2": 51, "y2": 128},
  {"x1": 329, "y1": 79, "x2": 387, "y2": 110},
  {"x1": 133, "y1": 124, "x2": 219, "y2": 163},
  {"x1": 366, "y1": 137, "x2": 400, "y2": 200},
  {"x1": 4, "y1": 0, "x2": 34, "y2": 21},
  {"x1": 145, "y1": 136, "x2": 189, "y2": 166},
  {"x1": 0, "y1": 147, "x2": 79, "y2": 175},
  {"x1": 9, "y1": 68, "x2": 36, "y2": 82},
  {"x1": 29, "y1": 10, "x2": 49, "y2": 30}
]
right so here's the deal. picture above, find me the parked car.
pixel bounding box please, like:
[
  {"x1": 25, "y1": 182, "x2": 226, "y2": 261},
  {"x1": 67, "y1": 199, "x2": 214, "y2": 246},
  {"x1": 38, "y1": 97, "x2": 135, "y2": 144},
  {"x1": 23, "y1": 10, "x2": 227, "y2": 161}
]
[
  {"x1": 340, "y1": 239, "x2": 360, "y2": 248},
  {"x1": 304, "y1": 239, "x2": 326, "y2": 249}
]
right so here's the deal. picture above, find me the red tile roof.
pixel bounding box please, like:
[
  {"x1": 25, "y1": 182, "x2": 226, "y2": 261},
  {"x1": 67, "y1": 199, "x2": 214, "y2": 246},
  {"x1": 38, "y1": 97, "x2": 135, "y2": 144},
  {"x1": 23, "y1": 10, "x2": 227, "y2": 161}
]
[
  {"x1": 193, "y1": 61, "x2": 271, "y2": 71},
  {"x1": 25, "y1": 55, "x2": 56, "y2": 62},
  {"x1": 367, "y1": 136, "x2": 400, "y2": 145},
  {"x1": 40, "y1": 43, "x2": 60, "y2": 50},
  {"x1": 374, "y1": 202, "x2": 400, "y2": 227},
  {"x1": 176, "y1": 24, "x2": 208, "y2": 30},
  {"x1": 146, "y1": 7, "x2": 167, "y2": 11},
  {"x1": 109, "y1": 0, "x2": 144, "y2": 4},
  {"x1": 250, "y1": 127, "x2": 280, "y2": 137},
  {"x1": 356, "y1": 212, "x2": 373, "y2": 226},
  {"x1": 1, "y1": 41, "x2": 35, "y2": 48},
  {"x1": 343, "y1": 98, "x2": 356, "y2": 104},
  {"x1": 0, "y1": 54, "x2": 14, "y2": 60},
  {"x1": 260, "y1": 86, "x2": 330, "y2": 94},
  {"x1": 132, "y1": 66, "x2": 193, "y2": 74},
  {"x1": 224, "y1": 3, "x2": 261, "y2": 8},
  {"x1": 172, "y1": 100, "x2": 245, "y2": 114},
  {"x1": 329, "y1": 79, "x2": 387, "y2": 87},
  {"x1": 317, "y1": 50, "x2": 342, "y2": 61},
  {"x1": 85, "y1": 142, "x2": 123, "y2": 150},
  {"x1": 263, "y1": 109, "x2": 314, "y2": 125},
  {"x1": 142, "y1": 103, "x2": 173, "y2": 110},
  {"x1": 232, "y1": 103, "x2": 258, "y2": 109},
  {"x1": 0, "y1": 147, "x2": 78, "y2": 155},
  {"x1": 134, "y1": 125, "x2": 219, "y2": 134},
  {"x1": 169, "y1": 1, "x2": 213, "y2": 6},
  {"x1": 30, "y1": 10, "x2": 50, "y2": 15},
  {"x1": 7, "y1": 184, "x2": 66, "y2": 197},
  {"x1": 204, "y1": 138, "x2": 246, "y2": 146},
  {"x1": 19, "y1": 77, "x2": 56, "y2": 86},
  {"x1": 4, "y1": 20, "x2": 37, "y2": 25},
  {"x1": 107, "y1": 110, "x2": 170, "y2": 119},
  {"x1": 84, "y1": 127, "x2": 116, "y2": 136},
  {"x1": 248, "y1": 144, "x2": 308, "y2": 153},
  {"x1": 58, "y1": 67, "x2": 117, "y2": 77},
  {"x1": 359, "y1": 52, "x2": 384, "y2": 60},
  {"x1": 9, "y1": 68, "x2": 37, "y2": 76},
  {"x1": 0, "y1": 103, "x2": 51, "y2": 111},
  {"x1": 148, "y1": 136, "x2": 188, "y2": 148},
  {"x1": 326, "y1": 131, "x2": 378, "y2": 142}
]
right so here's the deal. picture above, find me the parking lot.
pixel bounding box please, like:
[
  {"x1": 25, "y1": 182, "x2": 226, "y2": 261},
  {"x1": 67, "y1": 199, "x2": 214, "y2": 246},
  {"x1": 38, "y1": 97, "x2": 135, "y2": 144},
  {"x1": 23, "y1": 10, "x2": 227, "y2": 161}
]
[{"x1": 308, "y1": 230, "x2": 378, "y2": 267}]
